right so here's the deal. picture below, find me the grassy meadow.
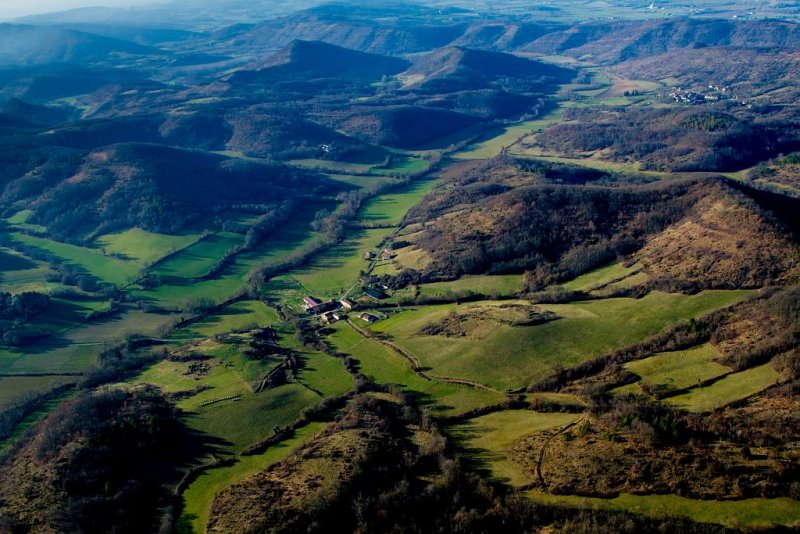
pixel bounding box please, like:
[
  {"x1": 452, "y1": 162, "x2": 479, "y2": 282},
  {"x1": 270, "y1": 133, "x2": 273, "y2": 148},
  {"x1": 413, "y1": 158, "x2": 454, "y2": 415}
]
[
  {"x1": 665, "y1": 363, "x2": 781, "y2": 412},
  {"x1": 450, "y1": 410, "x2": 579, "y2": 486},
  {"x1": 528, "y1": 492, "x2": 800, "y2": 530},
  {"x1": 328, "y1": 322, "x2": 503, "y2": 416},
  {"x1": 370, "y1": 291, "x2": 753, "y2": 391},
  {"x1": 624, "y1": 344, "x2": 731, "y2": 393}
]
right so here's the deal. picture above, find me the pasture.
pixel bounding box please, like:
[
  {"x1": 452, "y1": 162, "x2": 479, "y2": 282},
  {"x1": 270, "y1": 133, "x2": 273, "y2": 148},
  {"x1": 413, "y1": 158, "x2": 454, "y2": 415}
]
[
  {"x1": 450, "y1": 410, "x2": 580, "y2": 486},
  {"x1": 357, "y1": 177, "x2": 438, "y2": 226},
  {"x1": 135, "y1": 206, "x2": 327, "y2": 309},
  {"x1": 0, "y1": 247, "x2": 54, "y2": 292},
  {"x1": 135, "y1": 356, "x2": 322, "y2": 454},
  {"x1": 528, "y1": 493, "x2": 800, "y2": 530},
  {"x1": 10, "y1": 233, "x2": 140, "y2": 286},
  {"x1": 152, "y1": 232, "x2": 243, "y2": 280},
  {"x1": 454, "y1": 107, "x2": 564, "y2": 160},
  {"x1": 417, "y1": 274, "x2": 523, "y2": 299},
  {"x1": 328, "y1": 322, "x2": 502, "y2": 416},
  {"x1": 179, "y1": 422, "x2": 327, "y2": 534},
  {"x1": 371, "y1": 291, "x2": 753, "y2": 391},
  {"x1": 624, "y1": 344, "x2": 731, "y2": 393},
  {"x1": 292, "y1": 228, "x2": 394, "y2": 297},
  {"x1": 170, "y1": 300, "x2": 278, "y2": 341},
  {"x1": 96, "y1": 228, "x2": 201, "y2": 266},
  {"x1": 0, "y1": 375, "x2": 77, "y2": 407},
  {"x1": 560, "y1": 262, "x2": 641, "y2": 292},
  {"x1": 665, "y1": 363, "x2": 781, "y2": 412}
]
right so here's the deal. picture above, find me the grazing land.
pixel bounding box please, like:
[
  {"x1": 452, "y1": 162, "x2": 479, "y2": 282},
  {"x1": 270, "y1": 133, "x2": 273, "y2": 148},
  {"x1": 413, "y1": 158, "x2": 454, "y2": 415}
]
[{"x1": 371, "y1": 291, "x2": 752, "y2": 390}]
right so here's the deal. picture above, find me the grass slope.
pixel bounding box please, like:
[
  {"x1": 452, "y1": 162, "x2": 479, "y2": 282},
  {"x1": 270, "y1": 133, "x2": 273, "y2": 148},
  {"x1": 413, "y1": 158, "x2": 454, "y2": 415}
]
[
  {"x1": 373, "y1": 291, "x2": 752, "y2": 390},
  {"x1": 528, "y1": 493, "x2": 800, "y2": 530},
  {"x1": 451, "y1": 410, "x2": 580, "y2": 486},
  {"x1": 625, "y1": 344, "x2": 730, "y2": 393},
  {"x1": 665, "y1": 363, "x2": 780, "y2": 412}
]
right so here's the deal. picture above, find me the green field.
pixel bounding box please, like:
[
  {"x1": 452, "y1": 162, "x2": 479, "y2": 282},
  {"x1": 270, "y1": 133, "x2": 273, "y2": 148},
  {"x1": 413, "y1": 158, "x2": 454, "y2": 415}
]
[
  {"x1": 0, "y1": 375, "x2": 77, "y2": 407},
  {"x1": 0, "y1": 303, "x2": 174, "y2": 375},
  {"x1": 451, "y1": 410, "x2": 580, "y2": 486},
  {"x1": 0, "y1": 247, "x2": 55, "y2": 292},
  {"x1": 292, "y1": 227, "x2": 394, "y2": 297},
  {"x1": 665, "y1": 363, "x2": 781, "y2": 412},
  {"x1": 371, "y1": 291, "x2": 753, "y2": 391},
  {"x1": 152, "y1": 232, "x2": 243, "y2": 279},
  {"x1": 179, "y1": 422, "x2": 327, "y2": 534},
  {"x1": 417, "y1": 274, "x2": 524, "y2": 299},
  {"x1": 560, "y1": 262, "x2": 641, "y2": 292},
  {"x1": 290, "y1": 153, "x2": 430, "y2": 177},
  {"x1": 10, "y1": 233, "x2": 140, "y2": 286},
  {"x1": 328, "y1": 322, "x2": 503, "y2": 416},
  {"x1": 134, "y1": 207, "x2": 327, "y2": 309},
  {"x1": 454, "y1": 107, "x2": 564, "y2": 160},
  {"x1": 625, "y1": 344, "x2": 731, "y2": 394},
  {"x1": 298, "y1": 351, "x2": 353, "y2": 397},
  {"x1": 358, "y1": 177, "x2": 438, "y2": 226},
  {"x1": 136, "y1": 357, "x2": 321, "y2": 454},
  {"x1": 97, "y1": 228, "x2": 201, "y2": 266},
  {"x1": 170, "y1": 300, "x2": 278, "y2": 341},
  {"x1": 528, "y1": 493, "x2": 800, "y2": 530}
]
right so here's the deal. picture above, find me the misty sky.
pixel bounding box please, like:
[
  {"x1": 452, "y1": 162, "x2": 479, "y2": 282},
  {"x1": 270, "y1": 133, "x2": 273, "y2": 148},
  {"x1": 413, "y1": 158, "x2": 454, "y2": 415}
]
[{"x1": 0, "y1": 0, "x2": 156, "y2": 19}]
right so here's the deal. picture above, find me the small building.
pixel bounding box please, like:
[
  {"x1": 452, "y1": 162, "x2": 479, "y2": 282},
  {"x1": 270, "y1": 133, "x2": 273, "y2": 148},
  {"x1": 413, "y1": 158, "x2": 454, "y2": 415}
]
[
  {"x1": 321, "y1": 311, "x2": 340, "y2": 324},
  {"x1": 381, "y1": 250, "x2": 396, "y2": 261},
  {"x1": 364, "y1": 251, "x2": 376, "y2": 260},
  {"x1": 359, "y1": 312, "x2": 379, "y2": 323},
  {"x1": 303, "y1": 296, "x2": 327, "y2": 314},
  {"x1": 360, "y1": 275, "x2": 378, "y2": 284},
  {"x1": 339, "y1": 298, "x2": 356, "y2": 311},
  {"x1": 363, "y1": 287, "x2": 386, "y2": 300}
]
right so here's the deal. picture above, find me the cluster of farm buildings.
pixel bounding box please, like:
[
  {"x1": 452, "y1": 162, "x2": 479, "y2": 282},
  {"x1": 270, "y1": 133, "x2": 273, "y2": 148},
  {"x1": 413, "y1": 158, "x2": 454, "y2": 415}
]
[{"x1": 302, "y1": 295, "x2": 379, "y2": 325}]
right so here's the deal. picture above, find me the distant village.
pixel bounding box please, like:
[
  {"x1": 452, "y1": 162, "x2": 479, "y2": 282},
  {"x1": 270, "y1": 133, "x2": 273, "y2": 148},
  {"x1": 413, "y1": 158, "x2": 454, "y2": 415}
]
[{"x1": 668, "y1": 84, "x2": 738, "y2": 105}]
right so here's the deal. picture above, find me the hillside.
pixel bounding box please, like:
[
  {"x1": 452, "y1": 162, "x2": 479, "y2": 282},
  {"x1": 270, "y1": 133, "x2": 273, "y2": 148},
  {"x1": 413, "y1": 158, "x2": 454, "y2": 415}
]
[
  {"x1": 22, "y1": 143, "x2": 339, "y2": 238},
  {"x1": 0, "y1": 24, "x2": 166, "y2": 67},
  {"x1": 218, "y1": 4, "x2": 468, "y2": 56},
  {"x1": 402, "y1": 46, "x2": 573, "y2": 92},
  {"x1": 522, "y1": 18, "x2": 800, "y2": 63},
  {"x1": 614, "y1": 47, "x2": 800, "y2": 104},
  {"x1": 401, "y1": 158, "x2": 800, "y2": 291},
  {"x1": 534, "y1": 106, "x2": 800, "y2": 172},
  {"x1": 332, "y1": 105, "x2": 479, "y2": 149},
  {"x1": 229, "y1": 40, "x2": 410, "y2": 84}
]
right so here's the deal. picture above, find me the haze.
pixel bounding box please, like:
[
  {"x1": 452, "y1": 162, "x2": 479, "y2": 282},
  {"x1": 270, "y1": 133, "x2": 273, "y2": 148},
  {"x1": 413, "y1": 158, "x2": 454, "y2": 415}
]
[{"x1": 0, "y1": 0, "x2": 156, "y2": 19}]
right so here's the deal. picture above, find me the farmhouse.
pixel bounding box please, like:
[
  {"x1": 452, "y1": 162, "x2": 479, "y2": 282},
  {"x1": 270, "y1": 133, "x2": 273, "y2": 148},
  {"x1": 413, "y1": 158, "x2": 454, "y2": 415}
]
[
  {"x1": 364, "y1": 251, "x2": 376, "y2": 260},
  {"x1": 321, "y1": 311, "x2": 341, "y2": 324},
  {"x1": 339, "y1": 298, "x2": 356, "y2": 310},
  {"x1": 359, "y1": 312, "x2": 379, "y2": 323},
  {"x1": 360, "y1": 275, "x2": 378, "y2": 284},
  {"x1": 381, "y1": 250, "x2": 396, "y2": 261},
  {"x1": 303, "y1": 296, "x2": 328, "y2": 314}
]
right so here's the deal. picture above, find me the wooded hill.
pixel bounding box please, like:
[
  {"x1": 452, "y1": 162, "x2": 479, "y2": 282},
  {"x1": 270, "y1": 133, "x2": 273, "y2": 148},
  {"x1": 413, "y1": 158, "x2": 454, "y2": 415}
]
[{"x1": 401, "y1": 157, "x2": 800, "y2": 291}]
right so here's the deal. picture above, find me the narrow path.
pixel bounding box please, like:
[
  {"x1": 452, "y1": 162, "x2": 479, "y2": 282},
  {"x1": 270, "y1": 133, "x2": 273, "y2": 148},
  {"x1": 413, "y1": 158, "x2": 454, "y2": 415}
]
[{"x1": 535, "y1": 414, "x2": 588, "y2": 490}]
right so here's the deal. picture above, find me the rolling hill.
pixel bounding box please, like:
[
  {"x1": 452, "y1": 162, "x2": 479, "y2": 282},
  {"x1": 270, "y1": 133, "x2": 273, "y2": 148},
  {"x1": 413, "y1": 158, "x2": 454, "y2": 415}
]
[
  {"x1": 0, "y1": 24, "x2": 167, "y2": 67},
  {"x1": 402, "y1": 46, "x2": 574, "y2": 92},
  {"x1": 229, "y1": 40, "x2": 410, "y2": 84},
  {"x1": 21, "y1": 143, "x2": 340, "y2": 238}
]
